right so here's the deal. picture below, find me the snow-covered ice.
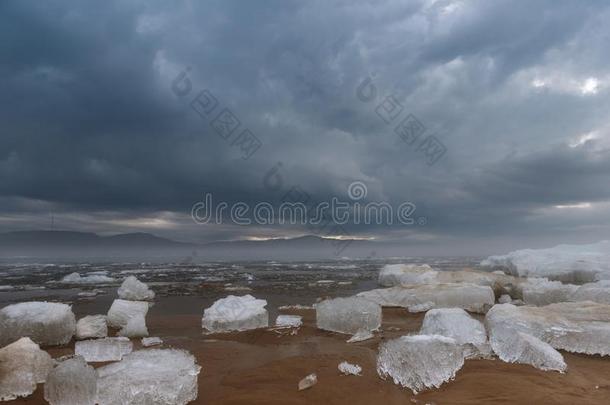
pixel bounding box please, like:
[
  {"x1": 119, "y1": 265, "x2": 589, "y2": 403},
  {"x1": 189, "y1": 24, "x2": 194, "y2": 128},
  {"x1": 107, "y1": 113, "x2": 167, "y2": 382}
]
[
  {"x1": 275, "y1": 315, "x2": 302, "y2": 328},
  {"x1": 75, "y1": 337, "x2": 133, "y2": 362},
  {"x1": 420, "y1": 308, "x2": 491, "y2": 358},
  {"x1": 96, "y1": 349, "x2": 201, "y2": 405},
  {"x1": 338, "y1": 361, "x2": 362, "y2": 376},
  {"x1": 377, "y1": 334, "x2": 465, "y2": 394},
  {"x1": 117, "y1": 276, "x2": 155, "y2": 301},
  {"x1": 489, "y1": 329, "x2": 566, "y2": 372},
  {"x1": 481, "y1": 241, "x2": 610, "y2": 282},
  {"x1": 316, "y1": 296, "x2": 381, "y2": 335},
  {"x1": 141, "y1": 337, "x2": 163, "y2": 347},
  {"x1": 0, "y1": 337, "x2": 54, "y2": 401},
  {"x1": 61, "y1": 272, "x2": 115, "y2": 284},
  {"x1": 485, "y1": 302, "x2": 610, "y2": 356},
  {"x1": 76, "y1": 315, "x2": 107, "y2": 340},
  {"x1": 106, "y1": 299, "x2": 149, "y2": 328},
  {"x1": 43, "y1": 356, "x2": 97, "y2": 405},
  {"x1": 358, "y1": 283, "x2": 495, "y2": 314},
  {"x1": 202, "y1": 295, "x2": 269, "y2": 333},
  {"x1": 0, "y1": 302, "x2": 76, "y2": 346},
  {"x1": 117, "y1": 315, "x2": 149, "y2": 338}
]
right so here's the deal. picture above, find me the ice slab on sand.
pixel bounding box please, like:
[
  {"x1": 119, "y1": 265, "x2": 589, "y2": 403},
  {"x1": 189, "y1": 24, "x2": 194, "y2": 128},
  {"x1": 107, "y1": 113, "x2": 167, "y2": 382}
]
[
  {"x1": 378, "y1": 264, "x2": 518, "y2": 294},
  {"x1": 275, "y1": 315, "x2": 302, "y2": 328},
  {"x1": 0, "y1": 337, "x2": 54, "y2": 401},
  {"x1": 379, "y1": 264, "x2": 438, "y2": 287},
  {"x1": 0, "y1": 302, "x2": 76, "y2": 346},
  {"x1": 76, "y1": 315, "x2": 107, "y2": 340},
  {"x1": 490, "y1": 329, "x2": 566, "y2": 372},
  {"x1": 75, "y1": 337, "x2": 133, "y2": 362},
  {"x1": 377, "y1": 335, "x2": 464, "y2": 394},
  {"x1": 569, "y1": 280, "x2": 610, "y2": 305},
  {"x1": 202, "y1": 295, "x2": 269, "y2": 333},
  {"x1": 117, "y1": 276, "x2": 155, "y2": 301},
  {"x1": 481, "y1": 241, "x2": 610, "y2": 282},
  {"x1": 358, "y1": 283, "x2": 494, "y2": 314},
  {"x1": 96, "y1": 349, "x2": 201, "y2": 405},
  {"x1": 106, "y1": 299, "x2": 149, "y2": 328},
  {"x1": 521, "y1": 278, "x2": 578, "y2": 306},
  {"x1": 117, "y1": 315, "x2": 149, "y2": 338},
  {"x1": 485, "y1": 302, "x2": 610, "y2": 356},
  {"x1": 420, "y1": 308, "x2": 491, "y2": 358},
  {"x1": 61, "y1": 272, "x2": 115, "y2": 284},
  {"x1": 316, "y1": 296, "x2": 381, "y2": 335},
  {"x1": 44, "y1": 356, "x2": 97, "y2": 405},
  {"x1": 0, "y1": 338, "x2": 53, "y2": 399},
  {"x1": 141, "y1": 337, "x2": 163, "y2": 347}
]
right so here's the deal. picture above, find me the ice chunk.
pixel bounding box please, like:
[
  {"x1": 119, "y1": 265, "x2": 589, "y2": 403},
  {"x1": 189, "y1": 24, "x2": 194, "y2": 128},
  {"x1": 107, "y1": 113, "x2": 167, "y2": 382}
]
[
  {"x1": 75, "y1": 337, "x2": 133, "y2": 362},
  {"x1": 0, "y1": 337, "x2": 54, "y2": 401},
  {"x1": 117, "y1": 315, "x2": 149, "y2": 338},
  {"x1": 358, "y1": 283, "x2": 494, "y2": 314},
  {"x1": 76, "y1": 315, "x2": 107, "y2": 340},
  {"x1": 0, "y1": 302, "x2": 76, "y2": 346},
  {"x1": 485, "y1": 302, "x2": 610, "y2": 356},
  {"x1": 202, "y1": 295, "x2": 268, "y2": 333},
  {"x1": 377, "y1": 335, "x2": 464, "y2": 394},
  {"x1": 420, "y1": 308, "x2": 491, "y2": 358},
  {"x1": 106, "y1": 299, "x2": 149, "y2": 328},
  {"x1": 481, "y1": 241, "x2": 610, "y2": 282},
  {"x1": 117, "y1": 276, "x2": 155, "y2": 301},
  {"x1": 316, "y1": 296, "x2": 381, "y2": 335},
  {"x1": 569, "y1": 280, "x2": 610, "y2": 304},
  {"x1": 61, "y1": 272, "x2": 115, "y2": 284},
  {"x1": 141, "y1": 337, "x2": 163, "y2": 347},
  {"x1": 378, "y1": 264, "x2": 438, "y2": 287},
  {"x1": 43, "y1": 356, "x2": 97, "y2": 405},
  {"x1": 338, "y1": 361, "x2": 362, "y2": 376},
  {"x1": 498, "y1": 294, "x2": 512, "y2": 304},
  {"x1": 490, "y1": 329, "x2": 566, "y2": 372},
  {"x1": 96, "y1": 349, "x2": 201, "y2": 405},
  {"x1": 275, "y1": 315, "x2": 302, "y2": 328},
  {"x1": 521, "y1": 278, "x2": 578, "y2": 306},
  {"x1": 297, "y1": 373, "x2": 317, "y2": 391}
]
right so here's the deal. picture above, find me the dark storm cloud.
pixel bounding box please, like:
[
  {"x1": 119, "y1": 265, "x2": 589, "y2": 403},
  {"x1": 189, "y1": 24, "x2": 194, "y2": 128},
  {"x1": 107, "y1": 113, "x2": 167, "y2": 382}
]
[{"x1": 2, "y1": 0, "x2": 610, "y2": 250}]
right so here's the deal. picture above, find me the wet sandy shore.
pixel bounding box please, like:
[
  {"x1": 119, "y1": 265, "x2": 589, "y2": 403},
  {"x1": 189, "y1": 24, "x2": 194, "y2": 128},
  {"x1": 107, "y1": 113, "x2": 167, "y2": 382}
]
[{"x1": 9, "y1": 303, "x2": 610, "y2": 405}]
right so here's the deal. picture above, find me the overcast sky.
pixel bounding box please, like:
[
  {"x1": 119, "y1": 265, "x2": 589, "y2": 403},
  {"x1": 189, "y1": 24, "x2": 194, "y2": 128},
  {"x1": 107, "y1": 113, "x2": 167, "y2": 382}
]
[{"x1": 1, "y1": 0, "x2": 610, "y2": 254}]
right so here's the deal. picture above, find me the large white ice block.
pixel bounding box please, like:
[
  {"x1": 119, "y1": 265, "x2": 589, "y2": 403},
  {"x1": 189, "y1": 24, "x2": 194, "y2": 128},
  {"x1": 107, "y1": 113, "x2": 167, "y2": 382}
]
[
  {"x1": 43, "y1": 356, "x2": 97, "y2": 405},
  {"x1": 0, "y1": 302, "x2": 75, "y2": 346},
  {"x1": 117, "y1": 276, "x2": 155, "y2": 301},
  {"x1": 202, "y1": 295, "x2": 268, "y2": 333},
  {"x1": 316, "y1": 296, "x2": 381, "y2": 335}
]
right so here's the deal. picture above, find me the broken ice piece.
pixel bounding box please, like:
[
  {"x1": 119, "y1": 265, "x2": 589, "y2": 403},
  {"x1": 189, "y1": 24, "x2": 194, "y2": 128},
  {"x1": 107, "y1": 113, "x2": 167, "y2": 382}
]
[
  {"x1": 74, "y1": 337, "x2": 133, "y2": 362},
  {"x1": 96, "y1": 349, "x2": 201, "y2": 405},
  {"x1": 316, "y1": 296, "x2": 381, "y2": 335},
  {"x1": 298, "y1": 373, "x2": 317, "y2": 391},
  {"x1": 491, "y1": 331, "x2": 567, "y2": 372},
  {"x1": 106, "y1": 299, "x2": 149, "y2": 328},
  {"x1": 76, "y1": 315, "x2": 107, "y2": 340},
  {"x1": 141, "y1": 337, "x2": 163, "y2": 347},
  {"x1": 498, "y1": 294, "x2": 512, "y2": 304},
  {"x1": 346, "y1": 329, "x2": 374, "y2": 343},
  {"x1": 420, "y1": 308, "x2": 491, "y2": 358},
  {"x1": 43, "y1": 356, "x2": 97, "y2": 405},
  {"x1": 117, "y1": 276, "x2": 155, "y2": 301},
  {"x1": 117, "y1": 315, "x2": 149, "y2": 338},
  {"x1": 0, "y1": 337, "x2": 54, "y2": 401},
  {"x1": 377, "y1": 335, "x2": 465, "y2": 394},
  {"x1": 0, "y1": 301, "x2": 76, "y2": 346},
  {"x1": 338, "y1": 361, "x2": 362, "y2": 376},
  {"x1": 275, "y1": 315, "x2": 302, "y2": 328},
  {"x1": 202, "y1": 295, "x2": 269, "y2": 333}
]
